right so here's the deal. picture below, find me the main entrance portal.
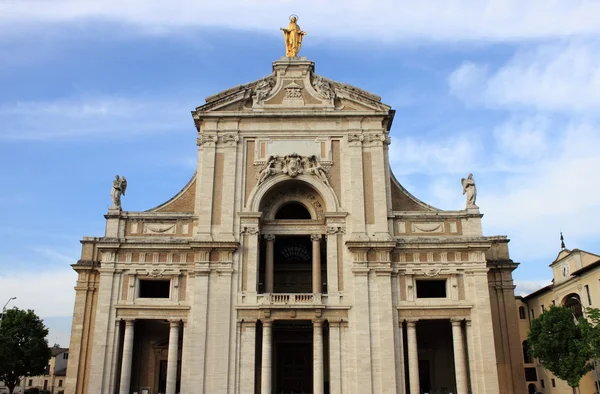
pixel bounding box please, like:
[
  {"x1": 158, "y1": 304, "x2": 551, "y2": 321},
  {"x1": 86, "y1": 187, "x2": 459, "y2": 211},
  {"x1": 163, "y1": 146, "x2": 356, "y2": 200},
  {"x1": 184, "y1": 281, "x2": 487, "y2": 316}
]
[{"x1": 273, "y1": 321, "x2": 313, "y2": 394}]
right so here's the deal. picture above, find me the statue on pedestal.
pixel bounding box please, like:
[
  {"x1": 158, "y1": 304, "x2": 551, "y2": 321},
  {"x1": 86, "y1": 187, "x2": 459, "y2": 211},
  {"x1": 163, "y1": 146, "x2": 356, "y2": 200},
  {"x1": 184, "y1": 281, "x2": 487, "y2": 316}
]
[
  {"x1": 281, "y1": 15, "x2": 306, "y2": 57},
  {"x1": 461, "y1": 173, "x2": 477, "y2": 208},
  {"x1": 110, "y1": 175, "x2": 127, "y2": 210}
]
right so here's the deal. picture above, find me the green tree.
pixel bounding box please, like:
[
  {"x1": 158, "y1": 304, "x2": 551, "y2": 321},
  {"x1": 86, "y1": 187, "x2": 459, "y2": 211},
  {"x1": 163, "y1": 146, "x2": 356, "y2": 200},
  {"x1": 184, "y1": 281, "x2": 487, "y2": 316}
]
[
  {"x1": 528, "y1": 305, "x2": 593, "y2": 388},
  {"x1": 0, "y1": 308, "x2": 51, "y2": 394}
]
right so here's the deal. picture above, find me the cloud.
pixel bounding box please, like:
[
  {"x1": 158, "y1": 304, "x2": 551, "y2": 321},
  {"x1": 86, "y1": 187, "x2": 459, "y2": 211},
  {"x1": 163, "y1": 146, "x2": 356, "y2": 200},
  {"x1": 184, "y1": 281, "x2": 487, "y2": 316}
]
[
  {"x1": 514, "y1": 280, "x2": 552, "y2": 297},
  {"x1": 449, "y1": 40, "x2": 600, "y2": 113},
  {"x1": 1, "y1": 1, "x2": 600, "y2": 42},
  {"x1": 0, "y1": 95, "x2": 192, "y2": 141},
  {"x1": 493, "y1": 116, "x2": 549, "y2": 160}
]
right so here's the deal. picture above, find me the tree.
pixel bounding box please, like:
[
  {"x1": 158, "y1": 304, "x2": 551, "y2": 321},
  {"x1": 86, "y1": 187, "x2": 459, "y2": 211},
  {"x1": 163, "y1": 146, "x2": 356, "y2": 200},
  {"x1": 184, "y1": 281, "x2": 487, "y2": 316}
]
[
  {"x1": 0, "y1": 308, "x2": 51, "y2": 394},
  {"x1": 528, "y1": 305, "x2": 593, "y2": 388}
]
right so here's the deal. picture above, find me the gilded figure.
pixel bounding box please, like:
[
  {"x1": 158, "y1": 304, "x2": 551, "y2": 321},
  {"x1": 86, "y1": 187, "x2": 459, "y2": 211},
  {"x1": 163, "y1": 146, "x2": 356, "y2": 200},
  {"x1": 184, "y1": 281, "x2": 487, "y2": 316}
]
[{"x1": 281, "y1": 15, "x2": 306, "y2": 57}]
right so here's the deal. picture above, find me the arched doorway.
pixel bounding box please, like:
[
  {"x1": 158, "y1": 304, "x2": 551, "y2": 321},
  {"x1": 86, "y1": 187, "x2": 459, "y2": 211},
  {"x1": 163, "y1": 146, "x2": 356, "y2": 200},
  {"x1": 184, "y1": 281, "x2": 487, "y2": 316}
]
[
  {"x1": 563, "y1": 293, "x2": 584, "y2": 319},
  {"x1": 528, "y1": 383, "x2": 537, "y2": 394}
]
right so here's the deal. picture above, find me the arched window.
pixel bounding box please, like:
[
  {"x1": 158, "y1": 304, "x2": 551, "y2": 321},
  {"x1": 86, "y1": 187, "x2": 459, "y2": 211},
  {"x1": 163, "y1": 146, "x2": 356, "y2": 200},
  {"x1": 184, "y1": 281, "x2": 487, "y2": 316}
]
[
  {"x1": 528, "y1": 383, "x2": 537, "y2": 394},
  {"x1": 563, "y1": 293, "x2": 584, "y2": 320},
  {"x1": 519, "y1": 306, "x2": 526, "y2": 320},
  {"x1": 275, "y1": 202, "x2": 311, "y2": 219},
  {"x1": 523, "y1": 340, "x2": 532, "y2": 364}
]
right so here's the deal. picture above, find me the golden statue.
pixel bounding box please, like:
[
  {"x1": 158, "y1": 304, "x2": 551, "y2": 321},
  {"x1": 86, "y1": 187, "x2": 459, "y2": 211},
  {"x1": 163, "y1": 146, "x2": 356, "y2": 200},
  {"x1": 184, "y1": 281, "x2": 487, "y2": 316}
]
[{"x1": 281, "y1": 15, "x2": 306, "y2": 57}]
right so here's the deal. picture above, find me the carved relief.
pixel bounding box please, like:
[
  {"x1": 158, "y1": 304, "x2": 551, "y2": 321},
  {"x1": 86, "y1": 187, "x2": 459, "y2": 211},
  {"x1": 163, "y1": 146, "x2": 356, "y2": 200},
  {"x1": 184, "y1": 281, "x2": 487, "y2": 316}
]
[
  {"x1": 411, "y1": 222, "x2": 444, "y2": 233},
  {"x1": 143, "y1": 223, "x2": 177, "y2": 235},
  {"x1": 312, "y1": 75, "x2": 335, "y2": 100},
  {"x1": 256, "y1": 154, "x2": 330, "y2": 185},
  {"x1": 347, "y1": 133, "x2": 364, "y2": 144},
  {"x1": 284, "y1": 81, "x2": 303, "y2": 99},
  {"x1": 241, "y1": 226, "x2": 259, "y2": 235},
  {"x1": 196, "y1": 135, "x2": 218, "y2": 147},
  {"x1": 220, "y1": 133, "x2": 240, "y2": 146},
  {"x1": 253, "y1": 76, "x2": 276, "y2": 103},
  {"x1": 326, "y1": 226, "x2": 345, "y2": 234}
]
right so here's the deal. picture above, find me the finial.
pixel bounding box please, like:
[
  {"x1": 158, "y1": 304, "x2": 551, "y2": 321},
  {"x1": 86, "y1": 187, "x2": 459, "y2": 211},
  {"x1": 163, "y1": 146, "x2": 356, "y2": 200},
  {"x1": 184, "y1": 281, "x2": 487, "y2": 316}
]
[
  {"x1": 560, "y1": 232, "x2": 566, "y2": 250},
  {"x1": 280, "y1": 15, "x2": 306, "y2": 57}
]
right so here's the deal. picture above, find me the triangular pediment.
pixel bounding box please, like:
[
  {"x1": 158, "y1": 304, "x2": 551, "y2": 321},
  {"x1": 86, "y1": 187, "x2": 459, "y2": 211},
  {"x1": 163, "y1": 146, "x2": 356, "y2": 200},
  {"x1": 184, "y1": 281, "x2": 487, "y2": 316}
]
[{"x1": 193, "y1": 57, "x2": 391, "y2": 115}]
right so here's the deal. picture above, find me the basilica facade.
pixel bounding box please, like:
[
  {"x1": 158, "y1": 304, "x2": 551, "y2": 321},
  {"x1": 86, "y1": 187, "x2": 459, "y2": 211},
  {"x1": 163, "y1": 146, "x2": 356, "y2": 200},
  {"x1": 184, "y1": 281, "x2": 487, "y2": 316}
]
[{"x1": 65, "y1": 56, "x2": 525, "y2": 394}]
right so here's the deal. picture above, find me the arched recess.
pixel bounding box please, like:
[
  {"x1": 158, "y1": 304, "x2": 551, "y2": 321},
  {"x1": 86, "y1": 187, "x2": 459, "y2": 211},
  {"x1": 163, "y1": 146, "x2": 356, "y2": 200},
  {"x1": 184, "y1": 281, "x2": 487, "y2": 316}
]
[
  {"x1": 562, "y1": 293, "x2": 584, "y2": 319},
  {"x1": 248, "y1": 174, "x2": 340, "y2": 216}
]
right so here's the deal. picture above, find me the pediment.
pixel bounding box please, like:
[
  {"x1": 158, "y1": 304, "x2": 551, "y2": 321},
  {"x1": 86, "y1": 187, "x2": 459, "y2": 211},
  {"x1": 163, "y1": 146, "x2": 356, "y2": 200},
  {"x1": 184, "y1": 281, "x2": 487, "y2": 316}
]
[{"x1": 193, "y1": 58, "x2": 391, "y2": 115}]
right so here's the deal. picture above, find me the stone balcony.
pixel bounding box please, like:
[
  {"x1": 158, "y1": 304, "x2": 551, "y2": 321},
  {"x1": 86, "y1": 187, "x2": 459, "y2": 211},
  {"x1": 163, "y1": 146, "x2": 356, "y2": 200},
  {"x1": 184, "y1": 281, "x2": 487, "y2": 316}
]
[{"x1": 257, "y1": 293, "x2": 323, "y2": 307}]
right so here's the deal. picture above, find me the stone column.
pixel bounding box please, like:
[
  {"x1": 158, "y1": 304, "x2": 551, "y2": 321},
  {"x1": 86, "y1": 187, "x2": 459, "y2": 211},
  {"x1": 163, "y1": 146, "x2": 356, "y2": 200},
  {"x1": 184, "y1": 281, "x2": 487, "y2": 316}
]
[
  {"x1": 312, "y1": 235, "x2": 322, "y2": 293},
  {"x1": 451, "y1": 319, "x2": 468, "y2": 394},
  {"x1": 166, "y1": 320, "x2": 180, "y2": 394},
  {"x1": 313, "y1": 320, "x2": 324, "y2": 394},
  {"x1": 265, "y1": 234, "x2": 275, "y2": 293},
  {"x1": 119, "y1": 319, "x2": 135, "y2": 394},
  {"x1": 328, "y1": 320, "x2": 342, "y2": 394},
  {"x1": 239, "y1": 320, "x2": 257, "y2": 394},
  {"x1": 261, "y1": 320, "x2": 273, "y2": 394},
  {"x1": 465, "y1": 319, "x2": 476, "y2": 393},
  {"x1": 406, "y1": 320, "x2": 420, "y2": 394}
]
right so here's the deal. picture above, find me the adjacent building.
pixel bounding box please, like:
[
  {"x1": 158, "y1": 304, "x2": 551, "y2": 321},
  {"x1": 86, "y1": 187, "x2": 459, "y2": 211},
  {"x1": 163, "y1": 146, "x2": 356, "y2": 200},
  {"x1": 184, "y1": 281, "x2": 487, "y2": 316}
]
[
  {"x1": 517, "y1": 248, "x2": 600, "y2": 394},
  {"x1": 0, "y1": 346, "x2": 69, "y2": 394},
  {"x1": 65, "y1": 53, "x2": 525, "y2": 394}
]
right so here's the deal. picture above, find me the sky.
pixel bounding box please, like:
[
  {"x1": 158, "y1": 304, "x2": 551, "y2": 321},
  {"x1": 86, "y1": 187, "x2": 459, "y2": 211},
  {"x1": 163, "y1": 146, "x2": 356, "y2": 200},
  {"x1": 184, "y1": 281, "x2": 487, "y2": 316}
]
[{"x1": 0, "y1": 0, "x2": 599, "y2": 347}]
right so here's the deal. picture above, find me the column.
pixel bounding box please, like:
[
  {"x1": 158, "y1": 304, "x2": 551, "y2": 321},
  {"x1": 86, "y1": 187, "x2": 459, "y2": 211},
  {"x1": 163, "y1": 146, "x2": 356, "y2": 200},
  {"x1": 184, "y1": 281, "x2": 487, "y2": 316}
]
[
  {"x1": 265, "y1": 235, "x2": 275, "y2": 293},
  {"x1": 261, "y1": 320, "x2": 273, "y2": 394},
  {"x1": 239, "y1": 320, "x2": 257, "y2": 394},
  {"x1": 452, "y1": 319, "x2": 468, "y2": 394},
  {"x1": 119, "y1": 319, "x2": 135, "y2": 394},
  {"x1": 406, "y1": 320, "x2": 420, "y2": 394},
  {"x1": 312, "y1": 235, "x2": 322, "y2": 293},
  {"x1": 465, "y1": 319, "x2": 477, "y2": 393},
  {"x1": 166, "y1": 320, "x2": 180, "y2": 394},
  {"x1": 313, "y1": 320, "x2": 324, "y2": 394},
  {"x1": 328, "y1": 320, "x2": 342, "y2": 394}
]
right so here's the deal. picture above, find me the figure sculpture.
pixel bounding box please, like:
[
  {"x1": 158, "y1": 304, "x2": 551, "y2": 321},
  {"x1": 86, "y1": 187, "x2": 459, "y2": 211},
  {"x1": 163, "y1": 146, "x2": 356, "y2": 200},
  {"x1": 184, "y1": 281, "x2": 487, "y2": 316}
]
[
  {"x1": 257, "y1": 156, "x2": 281, "y2": 184},
  {"x1": 111, "y1": 175, "x2": 127, "y2": 210},
  {"x1": 461, "y1": 173, "x2": 477, "y2": 208},
  {"x1": 281, "y1": 15, "x2": 306, "y2": 57},
  {"x1": 306, "y1": 155, "x2": 330, "y2": 185},
  {"x1": 256, "y1": 154, "x2": 331, "y2": 185},
  {"x1": 312, "y1": 75, "x2": 334, "y2": 100},
  {"x1": 253, "y1": 76, "x2": 275, "y2": 102}
]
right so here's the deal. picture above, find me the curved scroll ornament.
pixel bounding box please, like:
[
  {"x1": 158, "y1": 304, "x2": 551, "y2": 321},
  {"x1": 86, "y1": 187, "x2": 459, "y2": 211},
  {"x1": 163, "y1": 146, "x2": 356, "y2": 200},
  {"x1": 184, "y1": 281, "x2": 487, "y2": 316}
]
[{"x1": 256, "y1": 154, "x2": 330, "y2": 186}]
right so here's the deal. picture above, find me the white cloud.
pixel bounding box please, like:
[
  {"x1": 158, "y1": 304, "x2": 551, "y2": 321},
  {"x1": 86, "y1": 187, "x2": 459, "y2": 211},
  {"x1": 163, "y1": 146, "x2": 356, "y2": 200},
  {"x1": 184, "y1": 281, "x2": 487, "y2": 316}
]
[
  {"x1": 1, "y1": 1, "x2": 599, "y2": 42},
  {"x1": 449, "y1": 41, "x2": 600, "y2": 112},
  {"x1": 493, "y1": 116, "x2": 549, "y2": 159},
  {"x1": 514, "y1": 280, "x2": 552, "y2": 297},
  {"x1": 0, "y1": 95, "x2": 192, "y2": 141},
  {"x1": 0, "y1": 268, "x2": 77, "y2": 318}
]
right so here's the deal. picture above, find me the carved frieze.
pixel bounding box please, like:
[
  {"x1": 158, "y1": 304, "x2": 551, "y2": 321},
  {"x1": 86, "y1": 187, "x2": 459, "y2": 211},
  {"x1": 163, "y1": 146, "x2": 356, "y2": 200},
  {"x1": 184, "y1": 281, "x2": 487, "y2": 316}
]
[
  {"x1": 143, "y1": 223, "x2": 177, "y2": 235},
  {"x1": 411, "y1": 222, "x2": 445, "y2": 233},
  {"x1": 196, "y1": 135, "x2": 218, "y2": 147},
  {"x1": 256, "y1": 153, "x2": 330, "y2": 186}
]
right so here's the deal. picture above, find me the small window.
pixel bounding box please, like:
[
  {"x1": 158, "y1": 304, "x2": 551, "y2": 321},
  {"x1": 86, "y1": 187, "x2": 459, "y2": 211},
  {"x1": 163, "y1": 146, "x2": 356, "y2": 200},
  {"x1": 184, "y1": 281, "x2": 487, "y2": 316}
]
[
  {"x1": 139, "y1": 280, "x2": 171, "y2": 298},
  {"x1": 525, "y1": 367, "x2": 538, "y2": 381},
  {"x1": 63, "y1": 352, "x2": 68, "y2": 359},
  {"x1": 541, "y1": 379, "x2": 545, "y2": 388},
  {"x1": 58, "y1": 380, "x2": 63, "y2": 387},
  {"x1": 28, "y1": 380, "x2": 32, "y2": 387},
  {"x1": 416, "y1": 280, "x2": 446, "y2": 298},
  {"x1": 586, "y1": 285, "x2": 592, "y2": 305},
  {"x1": 530, "y1": 309, "x2": 535, "y2": 319},
  {"x1": 552, "y1": 300, "x2": 556, "y2": 305},
  {"x1": 519, "y1": 306, "x2": 526, "y2": 319},
  {"x1": 541, "y1": 305, "x2": 545, "y2": 313},
  {"x1": 552, "y1": 378, "x2": 556, "y2": 387}
]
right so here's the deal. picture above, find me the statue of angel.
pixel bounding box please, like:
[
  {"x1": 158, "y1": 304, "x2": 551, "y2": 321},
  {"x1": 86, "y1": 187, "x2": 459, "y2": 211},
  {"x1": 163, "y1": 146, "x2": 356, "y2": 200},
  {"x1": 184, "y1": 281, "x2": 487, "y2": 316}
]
[
  {"x1": 257, "y1": 156, "x2": 280, "y2": 184},
  {"x1": 110, "y1": 175, "x2": 127, "y2": 210},
  {"x1": 307, "y1": 155, "x2": 330, "y2": 186},
  {"x1": 253, "y1": 76, "x2": 275, "y2": 102},
  {"x1": 461, "y1": 173, "x2": 477, "y2": 208}
]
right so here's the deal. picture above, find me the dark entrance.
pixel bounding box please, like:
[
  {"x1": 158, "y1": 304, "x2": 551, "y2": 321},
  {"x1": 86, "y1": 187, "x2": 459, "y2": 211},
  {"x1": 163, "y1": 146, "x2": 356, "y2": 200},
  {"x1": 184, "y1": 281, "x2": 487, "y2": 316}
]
[{"x1": 274, "y1": 320, "x2": 313, "y2": 394}]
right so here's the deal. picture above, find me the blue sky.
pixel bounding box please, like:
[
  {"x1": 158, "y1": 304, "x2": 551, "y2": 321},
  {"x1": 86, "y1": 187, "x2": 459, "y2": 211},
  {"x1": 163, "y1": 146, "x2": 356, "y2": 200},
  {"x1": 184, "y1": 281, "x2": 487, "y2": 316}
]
[{"x1": 1, "y1": 1, "x2": 599, "y2": 347}]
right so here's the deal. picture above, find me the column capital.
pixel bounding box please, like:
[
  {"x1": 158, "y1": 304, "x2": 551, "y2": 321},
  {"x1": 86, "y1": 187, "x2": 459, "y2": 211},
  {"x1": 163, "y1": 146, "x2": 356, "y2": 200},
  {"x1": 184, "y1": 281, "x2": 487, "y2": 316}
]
[
  {"x1": 123, "y1": 318, "x2": 136, "y2": 326},
  {"x1": 312, "y1": 319, "x2": 324, "y2": 327},
  {"x1": 311, "y1": 234, "x2": 322, "y2": 242},
  {"x1": 264, "y1": 234, "x2": 276, "y2": 241},
  {"x1": 405, "y1": 318, "x2": 419, "y2": 326},
  {"x1": 169, "y1": 319, "x2": 181, "y2": 328},
  {"x1": 450, "y1": 318, "x2": 464, "y2": 326},
  {"x1": 261, "y1": 319, "x2": 274, "y2": 327},
  {"x1": 465, "y1": 318, "x2": 472, "y2": 327}
]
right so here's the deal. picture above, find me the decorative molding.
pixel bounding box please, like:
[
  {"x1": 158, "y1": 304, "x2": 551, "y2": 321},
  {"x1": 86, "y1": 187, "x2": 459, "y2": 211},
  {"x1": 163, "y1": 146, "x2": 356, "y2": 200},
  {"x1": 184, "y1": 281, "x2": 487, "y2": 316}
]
[
  {"x1": 264, "y1": 234, "x2": 276, "y2": 241},
  {"x1": 256, "y1": 153, "x2": 330, "y2": 186},
  {"x1": 422, "y1": 268, "x2": 442, "y2": 277},
  {"x1": 326, "y1": 225, "x2": 345, "y2": 234},
  {"x1": 220, "y1": 133, "x2": 240, "y2": 146},
  {"x1": 411, "y1": 222, "x2": 444, "y2": 233},
  {"x1": 143, "y1": 223, "x2": 176, "y2": 235},
  {"x1": 347, "y1": 133, "x2": 364, "y2": 145},
  {"x1": 241, "y1": 226, "x2": 259, "y2": 235},
  {"x1": 311, "y1": 234, "x2": 322, "y2": 242},
  {"x1": 196, "y1": 135, "x2": 218, "y2": 147}
]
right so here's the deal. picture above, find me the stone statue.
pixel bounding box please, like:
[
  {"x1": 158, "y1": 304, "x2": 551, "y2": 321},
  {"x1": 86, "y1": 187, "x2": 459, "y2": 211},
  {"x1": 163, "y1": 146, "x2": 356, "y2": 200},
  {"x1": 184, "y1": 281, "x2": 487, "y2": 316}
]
[
  {"x1": 461, "y1": 173, "x2": 477, "y2": 208},
  {"x1": 110, "y1": 175, "x2": 127, "y2": 210},
  {"x1": 283, "y1": 153, "x2": 303, "y2": 177},
  {"x1": 253, "y1": 76, "x2": 275, "y2": 102},
  {"x1": 257, "y1": 156, "x2": 281, "y2": 184},
  {"x1": 280, "y1": 15, "x2": 306, "y2": 57},
  {"x1": 306, "y1": 155, "x2": 330, "y2": 185},
  {"x1": 312, "y1": 75, "x2": 334, "y2": 100}
]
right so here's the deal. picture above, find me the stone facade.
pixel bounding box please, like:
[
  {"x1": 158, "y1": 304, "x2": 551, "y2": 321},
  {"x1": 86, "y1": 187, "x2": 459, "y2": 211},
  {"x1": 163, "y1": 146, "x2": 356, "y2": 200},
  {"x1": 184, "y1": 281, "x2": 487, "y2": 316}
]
[
  {"x1": 517, "y1": 248, "x2": 600, "y2": 394},
  {"x1": 66, "y1": 57, "x2": 524, "y2": 394}
]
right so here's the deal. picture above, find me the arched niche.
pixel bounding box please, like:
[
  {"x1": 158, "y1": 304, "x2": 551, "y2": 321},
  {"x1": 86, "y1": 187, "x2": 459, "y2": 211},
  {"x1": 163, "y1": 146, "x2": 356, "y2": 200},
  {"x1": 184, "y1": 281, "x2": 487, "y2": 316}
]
[
  {"x1": 562, "y1": 293, "x2": 584, "y2": 319},
  {"x1": 248, "y1": 174, "x2": 339, "y2": 219},
  {"x1": 258, "y1": 180, "x2": 326, "y2": 222}
]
